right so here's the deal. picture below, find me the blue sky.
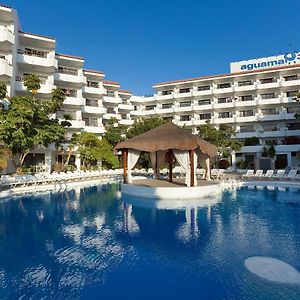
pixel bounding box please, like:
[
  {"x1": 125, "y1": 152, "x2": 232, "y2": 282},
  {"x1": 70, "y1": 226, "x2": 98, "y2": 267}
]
[{"x1": 5, "y1": 0, "x2": 300, "y2": 94}]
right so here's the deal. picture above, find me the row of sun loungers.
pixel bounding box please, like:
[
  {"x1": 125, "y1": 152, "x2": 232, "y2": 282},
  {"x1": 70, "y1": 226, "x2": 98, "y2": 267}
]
[
  {"x1": 0, "y1": 169, "x2": 123, "y2": 188},
  {"x1": 242, "y1": 169, "x2": 299, "y2": 180}
]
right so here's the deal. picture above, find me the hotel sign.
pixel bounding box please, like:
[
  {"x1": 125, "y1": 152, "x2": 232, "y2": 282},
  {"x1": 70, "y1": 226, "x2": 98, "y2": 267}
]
[{"x1": 230, "y1": 52, "x2": 300, "y2": 73}]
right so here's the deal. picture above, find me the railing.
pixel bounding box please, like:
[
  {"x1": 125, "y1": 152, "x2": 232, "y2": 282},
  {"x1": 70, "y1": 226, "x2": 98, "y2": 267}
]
[
  {"x1": 162, "y1": 104, "x2": 172, "y2": 109},
  {"x1": 86, "y1": 99, "x2": 99, "y2": 107},
  {"x1": 284, "y1": 75, "x2": 298, "y2": 81},
  {"x1": 86, "y1": 81, "x2": 99, "y2": 88},
  {"x1": 18, "y1": 48, "x2": 48, "y2": 58},
  {"x1": 57, "y1": 67, "x2": 78, "y2": 76},
  {"x1": 238, "y1": 81, "x2": 253, "y2": 87},
  {"x1": 260, "y1": 78, "x2": 276, "y2": 84}
]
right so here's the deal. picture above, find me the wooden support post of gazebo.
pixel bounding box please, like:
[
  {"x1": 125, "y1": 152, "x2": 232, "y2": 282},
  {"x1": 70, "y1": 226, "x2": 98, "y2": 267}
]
[
  {"x1": 189, "y1": 149, "x2": 195, "y2": 187},
  {"x1": 123, "y1": 149, "x2": 128, "y2": 184}
]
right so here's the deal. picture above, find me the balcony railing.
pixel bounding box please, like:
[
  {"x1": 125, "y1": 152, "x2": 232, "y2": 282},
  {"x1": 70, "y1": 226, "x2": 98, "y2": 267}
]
[
  {"x1": 18, "y1": 48, "x2": 48, "y2": 58},
  {"x1": 57, "y1": 67, "x2": 78, "y2": 76},
  {"x1": 86, "y1": 81, "x2": 99, "y2": 88}
]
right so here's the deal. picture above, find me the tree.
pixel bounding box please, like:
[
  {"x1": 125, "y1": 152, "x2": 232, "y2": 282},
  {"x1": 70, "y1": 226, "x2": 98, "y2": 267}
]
[
  {"x1": 23, "y1": 74, "x2": 41, "y2": 95},
  {"x1": 0, "y1": 80, "x2": 68, "y2": 168},
  {"x1": 104, "y1": 117, "x2": 127, "y2": 147},
  {"x1": 72, "y1": 132, "x2": 119, "y2": 169},
  {"x1": 197, "y1": 122, "x2": 242, "y2": 156},
  {"x1": 0, "y1": 82, "x2": 7, "y2": 100},
  {"x1": 127, "y1": 117, "x2": 167, "y2": 139}
]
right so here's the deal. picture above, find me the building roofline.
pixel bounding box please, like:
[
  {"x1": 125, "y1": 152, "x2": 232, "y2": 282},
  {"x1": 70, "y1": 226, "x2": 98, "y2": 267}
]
[
  {"x1": 153, "y1": 63, "x2": 300, "y2": 87},
  {"x1": 83, "y1": 69, "x2": 104, "y2": 75},
  {"x1": 103, "y1": 80, "x2": 120, "y2": 86},
  {"x1": 56, "y1": 53, "x2": 84, "y2": 61},
  {"x1": 19, "y1": 31, "x2": 55, "y2": 41},
  {"x1": 118, "y1": 89, "x2": 132, "y2": 95}
]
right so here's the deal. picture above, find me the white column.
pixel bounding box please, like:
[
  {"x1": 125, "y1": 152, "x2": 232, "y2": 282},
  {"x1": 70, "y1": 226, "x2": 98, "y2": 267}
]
[
  {"x1": 45, "y1": 151, "x2": 53, "y2": 174},
  {"x1": 231, "y1": 152, "x2": 236, "y2": 170},
  {"x1": 75, "y1": 154, "x2": 81, "y2": 171},
  {"x1": 205, "y1": 157, "x2": 211, "y2": 180},
  {"x1": 287, "y1": 152, "x2": 292, "y2": 167}
]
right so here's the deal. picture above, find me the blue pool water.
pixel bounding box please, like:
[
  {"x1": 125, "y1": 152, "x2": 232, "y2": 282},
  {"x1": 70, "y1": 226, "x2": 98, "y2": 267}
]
[{"x1": 0, "y1": 184, "x2": 300, "y2": 299}]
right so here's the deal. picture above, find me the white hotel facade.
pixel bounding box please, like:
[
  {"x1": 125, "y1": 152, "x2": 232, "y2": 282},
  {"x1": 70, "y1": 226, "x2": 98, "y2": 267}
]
[{"x1": 1, "y1": 4, "x2": 300, "y2": 171}]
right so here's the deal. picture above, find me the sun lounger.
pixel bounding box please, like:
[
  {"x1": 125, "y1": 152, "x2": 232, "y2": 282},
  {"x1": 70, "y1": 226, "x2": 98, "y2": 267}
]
[
  {"x1": 254, "y1": 170, "x2": 263, "y2": 177},
  {"x1": 273, "y1": 169, "x2": 285, "y2": 179},
  {"x1": 242, "y1": 170, "x2": 254, "y2": 179},
  {"x1": 263, "y1": 170, "x2": 274, "y2": 178},
  {"x1": 284, "y1": 169, "x2": 298, "y2": 180}
]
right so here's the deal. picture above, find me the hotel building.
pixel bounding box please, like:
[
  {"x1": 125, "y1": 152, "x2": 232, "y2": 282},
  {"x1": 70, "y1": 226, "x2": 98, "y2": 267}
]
[{"x1": 1, "y1": 4, "x2": 300, "y2": 171}]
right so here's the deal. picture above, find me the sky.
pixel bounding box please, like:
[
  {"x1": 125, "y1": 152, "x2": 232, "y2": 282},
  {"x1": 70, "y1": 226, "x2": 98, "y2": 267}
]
[{"x1": 5, "y1": 0, "x2": 300, "y2": 95}]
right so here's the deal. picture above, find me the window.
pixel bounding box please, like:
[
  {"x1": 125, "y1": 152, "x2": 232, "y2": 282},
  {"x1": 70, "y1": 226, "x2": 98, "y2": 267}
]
[
  {"x1": 106, "y1": 91, "x2": 115, "y2": 97},
  {"x1": 197, "y1": 85, "x2": 210, "y2": 91},
  {"x1": 162, "y1": 90, "x2": 172, "y2": 95},
  {"x1": 179, "y1": 88, "x2": 190, "y2": 94},
  {"x1": 260, "y1": 78, "x2": 275, "y2": 84},
  {"x1": 199, "y1": 113, "x2": 211, "y2": 120},
  {"x1": 180, "y1": 115, "x2": 191, "y2": 121},
  {"x1": 240, "y1": 95, "x2": 253, "y2": 101},
  {"x1": 262, "y1": 124, "x2": 277, "y2": 131},
  {"x1": 239, "y1": 110, "x2": 254, "y2": 117},
  {"x1": 287, "y1": 106, "x2": 300, "y2": 113},
  {"x1": 62, "y1": 88, "x2": 77, "y2": 97},
  {"x1": 238, "y1": 80, "x2": 252, "y2": 87},
  {"x1": 163, "y1": 116, "x2": 173, "y2": 121},
  {"x1": 145, "y1": 105, "x2": 156, "y2": 110},
  {"x1": 86, "y1": 99, "x2": 98, "y2": 107},
  {"x1": 218, "y1": 97, "x2": 232, "y2": 104},
  {"x1": 217, "y1": 83, "x2": 231, "y2": 89},
  {"x1": 240, "y1": 125, "x2": 254, "y2": 133},
  {"x1": 198, "y1": 99, "x2": 211, "y2": 105},
  {"x1": 86, "y1": 81, "x2": 99, "y2": 88},
  {"x1": 287, "y1": 123, "x2": 300, "y2": 130},
  {"x1": 19, "y1": 48, "x2": 48, "y2": 58},
  {"x1": 261, "y1": 108, "x2": 277, "y2": 115},
  {"x1": 261, "y1": 93, "x2": 275, "y2": 99},
  {"x1": 179, "y1": 101, "x2": 191, "y2": 107},
  {"x1": 219, "y1": 112, "x2": 232, "y2": 118},
  {"x1": 106, "y1": 107, "x2": 115, "y2": 114},
  {"x1": 284, "y1": 75, "x2": 298, "y2": 81},
  {"x1": 286, "y1": 91, "x2": 298, "y2": 97},
  {"x1": 121, "y1": 114, "x2": 127, "y2": 119},
  {"x1": 162, "y1": 103, "x2": 172, "y2": 109},
  {"x1": 122, "y1": 98, "x2": 127, "y2": 104}
]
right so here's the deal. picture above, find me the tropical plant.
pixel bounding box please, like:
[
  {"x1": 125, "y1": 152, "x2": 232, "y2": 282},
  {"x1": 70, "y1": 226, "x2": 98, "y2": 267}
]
[
  {"x1": 244, "y1": 136, "x2": 260, "y2": 146},
  {"x1": 0, "y1": 79, "x2": 68, "y2": 168},
  {"x1": 0, "y1": 144, "x2": 11, "y2": 171},
  {"x1": 23, "y1": 74, "x2": 41, "y2": 95},
  {"x1": 0, "y1": 82, "x2": 7, "y2": 100},
  {"x1": 104, "y1": 117, "x2": 127, "y2": 147}
]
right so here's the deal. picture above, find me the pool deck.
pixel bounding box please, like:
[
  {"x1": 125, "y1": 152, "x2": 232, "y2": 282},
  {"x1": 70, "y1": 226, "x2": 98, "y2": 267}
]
[{"x1": 132, "y1": 178, "x2": 218, "y2": 187}]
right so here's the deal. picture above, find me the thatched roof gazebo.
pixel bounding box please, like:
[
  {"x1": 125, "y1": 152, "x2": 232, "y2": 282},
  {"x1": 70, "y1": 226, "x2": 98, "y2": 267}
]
[{"x1": 115, "y1": 122, "x2": 218, "y2": 187}]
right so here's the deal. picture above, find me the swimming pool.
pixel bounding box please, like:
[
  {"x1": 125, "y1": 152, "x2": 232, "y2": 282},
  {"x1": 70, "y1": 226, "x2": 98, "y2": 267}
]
[{"x1": 0, "y1": 184, "x2": 299, "y2": 299}]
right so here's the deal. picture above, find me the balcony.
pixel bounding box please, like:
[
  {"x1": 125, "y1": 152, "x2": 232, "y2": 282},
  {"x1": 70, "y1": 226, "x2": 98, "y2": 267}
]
[
  {"x1": 192, "y1": 118, "x2": 210, "y2": 126},
  {"x1": 83, "y1": 126, "x2": 105, "y2": 134},
  {"x1": 155, "y1": 93, "x2": 173, "y2": 101},
  {"x1": 15, "y1": 81, "x2": 53, "y2": 94},
  {"x1": 174, "y1": 91, "x2": 192, "y2": 99},
  {"x1": 103, "y1": 113, "x2": 121, "y2": 120},
  {"x1": 54, "y1": 72, "x2": 85, "y2": 85},
  {"x1": 235, "y1": 83, "x2": 256, "y2": 92},
  {"x1": 0, "y1": 25, "x2": 14, "y2": 46},
  {"x1": 256, "y1": 112, "x2": 282, "y2": 121},
  {"x1": 257, "y1": 97, "x2": 281, "y2": 106},
  {"x1": 236, "y1": 132, "x2": 258, "y2": 139},
  {"x1": 192, "y1": 89, "x2": 213, "y2": 97},
  {"x1": 63, "y1": 97, "x2": 85, "y2": 106},
  {"x1": 156, "y1": 107, "x2": 174, "y2": 114},
  {"x1": 119, "y1": 119, "x2": 134, "y2": 126},
  {"x1": 82, "y1": 85, "x2": 106, "y2": 96},
  {"x1": 213, "y1": 86, "x2": 234, "y2": 94},
  {"x1": 103, "y1": 96, "x2": 122, "y2": 105},
  {"x1": 214, "y1": 116, "x2": 235, "y2": 124},
  {"x1": 173, "y1": 105, "x2": 193, "y2": 112},
  {"x1": 17, "y1": 50, "x2": 57, "y2": 69},
  {"x1": 235, "y1": 100, "x2": 257, "y2": 107},
  {"x1": 281, "y1": 78, "x2": 300, "y2": 87},
  {"x1": 118, "y1": 103, "x2": 134, "y2": 111},
  {"x1": 193, "y1": 104, "x2": 213, "y2": 111},
  {"x1": 82, "y1": 106, "x2": 106, "y2": 114},
  {"x1": 256, "y1": 81, "x2": 280, "y2": 90},
  {"x1": 214, "y1": 101, "x2": 234, "y2": 109},
  {"x1": 0, "y1": 58, "x2": 12, "y2": 77},
  {"x1": 59, "y1": 120, "x2": 85, "y2": 129},
  {"x1": 236, "y1": 115, "x2": 256, "y2": 123}
]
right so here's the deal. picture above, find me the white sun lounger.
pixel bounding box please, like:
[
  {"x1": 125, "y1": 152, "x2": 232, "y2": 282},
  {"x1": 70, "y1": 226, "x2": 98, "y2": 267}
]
[
  {"x1": 263, "y1": 170, "x2": 274, "y2": 178},
  {"x1": 273, "y1": 169, "x2": 285, "y2": 179},
  {"x1": 284, "y1": 169, "x2": 298, "y2": 180},
  {"x1": 242, "y1": 170, "x2": 254, "y2": 179}
]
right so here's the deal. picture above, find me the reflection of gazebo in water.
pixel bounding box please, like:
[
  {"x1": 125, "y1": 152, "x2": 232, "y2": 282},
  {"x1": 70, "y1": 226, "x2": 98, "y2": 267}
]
[{"x1": 115, "y1": 123, "x2": 218, "y2": 187}]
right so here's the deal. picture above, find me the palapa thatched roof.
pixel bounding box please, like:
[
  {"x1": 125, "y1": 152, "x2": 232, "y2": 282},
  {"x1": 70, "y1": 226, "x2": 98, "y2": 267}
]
[{"x1": 115, "y1": 122, "x2": 218, "y2": 157}]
